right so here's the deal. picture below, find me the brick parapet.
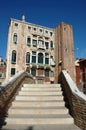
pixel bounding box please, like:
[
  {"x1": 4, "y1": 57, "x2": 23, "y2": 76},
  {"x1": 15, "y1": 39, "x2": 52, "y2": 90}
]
[
  {"x1": 0, "y1": 71, "x2": 35, "y2": 128},
  {"x1": 58, "y1": 70, "x2": 86, "y2": 130}
]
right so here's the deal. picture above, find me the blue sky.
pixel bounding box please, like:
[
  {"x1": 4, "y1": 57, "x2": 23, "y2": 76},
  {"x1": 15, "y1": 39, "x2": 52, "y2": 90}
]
[{"x1": 0, "y1": 0, "x2": 86, "y2": 59}]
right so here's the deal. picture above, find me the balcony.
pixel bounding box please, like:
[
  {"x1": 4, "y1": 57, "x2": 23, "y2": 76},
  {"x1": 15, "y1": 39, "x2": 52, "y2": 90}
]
[{"x1": 37, "y1": 44, "x2": 46, "y2": 50}]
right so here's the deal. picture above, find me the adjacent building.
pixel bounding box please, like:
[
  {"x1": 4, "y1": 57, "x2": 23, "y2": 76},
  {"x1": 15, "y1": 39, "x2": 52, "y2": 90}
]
[
  {"x1": 75, "y1": 59, "x2": 86, "y2": 94},
  {"x1": 6, "y1": 15, "x2": 75, "y2": 83},
  {"x1": 0, "y1": 57, "x2": 6, "y2": 84}
]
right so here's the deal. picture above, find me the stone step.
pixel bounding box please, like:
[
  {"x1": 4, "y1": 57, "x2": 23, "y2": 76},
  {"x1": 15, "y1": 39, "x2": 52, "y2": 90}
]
[
  {"x1": 6, "y1": 118, "x2": 73, "y2": 125},
  {"x1": 9, "y1": 114, "x2": 71, "y2": 118},
  {"x1": 21, "y1": 87, "x2": 61, "y2": 91},
  {"x1": 19, "y1": 91, "x2": 62, "y2": 96},
  {"x1": 2, "y1": 124, "x2": 81, "y2": 130},
  {"x1": 23, "y1": 84, "x2": 61, "y2": 88},
  {"x1": 12, "y1": 101, "x2": 65, "y2": 108},
  {"x1": 15, "y1": 95, "x2": 63, "y2": 101},
  {"x1": 8, "y1": 108, "x2": 68, "y2": 115}
]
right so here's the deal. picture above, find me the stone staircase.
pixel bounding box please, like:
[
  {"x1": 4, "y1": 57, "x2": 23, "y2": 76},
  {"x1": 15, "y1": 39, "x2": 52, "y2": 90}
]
[{"x1": 2, "y1": 84, "x2": 81, "y2": 130}]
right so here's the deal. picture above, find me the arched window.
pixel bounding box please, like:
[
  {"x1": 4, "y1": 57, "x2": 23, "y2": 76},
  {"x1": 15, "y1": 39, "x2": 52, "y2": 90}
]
[
  {"x1": 38, "y1": 53, "x2": 43, "y2": 64},
  {"x1": 45, "y1": 53, "x2": 49, "y2": 64},
  {"x1": 13, "y1": 34, "x2": 17, "y2": 44},
  {"x1": 12, "y1": 50, "x2": 16, "y2": 63},
  {"x1": 26, "y1": 52, "x2": 30, "y2": 64}
]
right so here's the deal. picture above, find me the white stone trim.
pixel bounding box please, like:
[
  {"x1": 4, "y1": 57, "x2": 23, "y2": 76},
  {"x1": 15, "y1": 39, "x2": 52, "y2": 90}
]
[{"x1": 62, "y1": 70, "x2": 86, "y2": 101}]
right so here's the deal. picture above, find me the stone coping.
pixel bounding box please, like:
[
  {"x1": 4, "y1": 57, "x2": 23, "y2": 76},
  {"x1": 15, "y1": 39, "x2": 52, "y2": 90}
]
[{"x1": 62, "y1": 70, "x2": 86, "y2": 101}]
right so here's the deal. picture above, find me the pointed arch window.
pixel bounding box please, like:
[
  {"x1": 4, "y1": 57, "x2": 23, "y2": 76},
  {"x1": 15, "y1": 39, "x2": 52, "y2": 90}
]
[
  {"x1": 26, "y1": 52, "x2": 30, "y2": 64},
  {"x1": 13, "y1": 34, "x2": 17, "y2": 44},
  {"x1": 38, "y1": 53, "x2": 43, "y2": 64},
  {"x1": 12, "y1": 50, "x2": 16, "y2": 63}
]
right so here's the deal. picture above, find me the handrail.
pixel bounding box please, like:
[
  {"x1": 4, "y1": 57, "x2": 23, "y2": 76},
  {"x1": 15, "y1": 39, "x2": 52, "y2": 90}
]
[{"x1": 58, "y1": 70, "x2": 86, "y2": 130}]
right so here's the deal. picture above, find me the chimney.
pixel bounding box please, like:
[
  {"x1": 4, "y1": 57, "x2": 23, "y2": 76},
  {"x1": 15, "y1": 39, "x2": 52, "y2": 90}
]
[{"x1": 22, "y1": 15, "x2": 25, "y2": 22}]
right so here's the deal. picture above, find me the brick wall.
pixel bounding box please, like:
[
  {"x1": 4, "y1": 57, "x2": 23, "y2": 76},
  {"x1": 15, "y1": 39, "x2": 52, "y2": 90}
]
[
  {"x1": 76, "y1": 66, "x2": 81, "y2": 86},
  {"x1": 0, "y1": 71, "x2": 35, "y2": 128},
  {"x1": 58, "y1": 70, "x2": 86, "y2": 130}
]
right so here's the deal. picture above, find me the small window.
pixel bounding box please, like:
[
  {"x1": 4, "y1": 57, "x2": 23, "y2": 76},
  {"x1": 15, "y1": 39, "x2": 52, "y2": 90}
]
[
  {"x1": 13, "y1": 34, "x2": 17, "y2": 44},
  {"x1": 28, "y1": 26, "x2": 31, "y2": 30},
  {"x1": 64, "y1": 27, "x2": 66, "y2": 30},
  {"x1": 33, "y1": 35, "x2": 37, "y2": 38},
  {"x1": 50, "y1": 32, "x2": 53, "y2": 36},
  {"x1": 31, "y1": 68, "x2": 36, "y2": 76},
  {"x1": 12, "y1": 50, "x2": 16, "y2": 63},
  {"x1": 15, "y1": 23, "x2": 18, "y2": 27},
  {"x1": 45, "y1": 37, "x2": 49, "y2": 40},
  {"x1": 45, "y1": 69, "x2": 49, "y2": 77},
  {"x1": 11, "y1": 68, "x2": 15, "y2": 76},
  {"x1": 34, "y1": 28, "x2": 36, "y2": 31},
  {"x1": 45, "y1": 30, "x2": 48, "y2": 34},
  {"x1": 40, "y1": 29, "x2": 42, "y2": 32}
]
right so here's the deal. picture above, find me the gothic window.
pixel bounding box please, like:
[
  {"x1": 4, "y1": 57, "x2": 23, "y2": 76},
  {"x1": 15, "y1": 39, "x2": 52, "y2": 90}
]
[
  {"x1": 12, "y1": 50, "x2": 16, "y2": 63},
  {"x1": 13, "y1": 34, "x2": 17, "y2": 44},
  {"x1": 45, "y1": 53, "x2": 49, "y2": 64},
  {"x1": 38, "y1": 53, "x2": 43, "y2": 64},
  {"x1": 32, "y1": 51, "x2": 36, "y2": 63},
  {"x1": 26, "y1": 52, "x2": 30, "y2": 64}
]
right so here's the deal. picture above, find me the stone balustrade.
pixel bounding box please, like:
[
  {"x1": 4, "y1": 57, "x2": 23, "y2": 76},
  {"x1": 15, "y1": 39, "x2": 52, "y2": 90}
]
[{"x1": 58, "y1": 70, "x2": 86, "y2": 130}]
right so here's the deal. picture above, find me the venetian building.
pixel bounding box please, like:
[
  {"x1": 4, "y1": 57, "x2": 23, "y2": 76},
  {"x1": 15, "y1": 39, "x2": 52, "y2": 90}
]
[{"x1": 6, "y1": 15, "x2": 75, "y2": 83}]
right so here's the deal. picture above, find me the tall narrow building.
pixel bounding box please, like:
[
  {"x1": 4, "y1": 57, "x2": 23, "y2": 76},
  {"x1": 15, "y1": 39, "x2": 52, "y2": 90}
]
[{"x1": 6, "y1": 16, "x2": 75, "y2": 83}]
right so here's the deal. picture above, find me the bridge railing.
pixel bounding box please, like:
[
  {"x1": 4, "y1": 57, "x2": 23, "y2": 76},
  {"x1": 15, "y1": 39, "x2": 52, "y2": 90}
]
[
  {"x1": 0, "y1": 71, "x2": 35, "y2": 122},
  {"x1": 58, "y1": 70, "x2": 86, "y2": 130}
]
